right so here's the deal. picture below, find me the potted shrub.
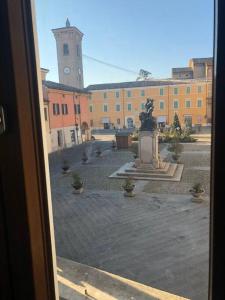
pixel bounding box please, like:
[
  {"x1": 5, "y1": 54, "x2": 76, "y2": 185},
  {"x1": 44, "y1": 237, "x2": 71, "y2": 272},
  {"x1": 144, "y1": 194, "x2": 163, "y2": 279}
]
[
  {"x1": 72, "y1": 172, "x2": 84, "y2": 194},
  {"x1": 122, "y1": 177, "x2": 135, "y2": 197},
  {"x1": 81, "y1": 151, "x2": 88, "y2": 164},
  {"x1": 189, "y1": 183, "x2": 205, "y2": 202},
  {"x1": 62, "y1": 159, "x2": 70, "y2": 174},
  {"x1": 95, "y1": 146, "x2": 102, "y2": 157}
]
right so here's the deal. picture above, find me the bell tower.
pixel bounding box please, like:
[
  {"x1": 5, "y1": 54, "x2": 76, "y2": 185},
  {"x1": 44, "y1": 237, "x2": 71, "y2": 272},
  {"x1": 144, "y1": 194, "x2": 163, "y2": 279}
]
[{"x1": 52, "y1": 18, "x2": 84, "y2": 88}]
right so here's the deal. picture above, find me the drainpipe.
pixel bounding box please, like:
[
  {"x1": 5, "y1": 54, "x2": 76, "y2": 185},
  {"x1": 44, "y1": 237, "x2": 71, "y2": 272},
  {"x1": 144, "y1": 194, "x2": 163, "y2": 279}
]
[
  {"x1": 122, "y1": 88, "x2": 125, "y2": 128},
  {"x1": 167, "y1": 85, "x2": 170, "y2": 125},
  {"x1": 78, "y1": 94, "x2": 83, "y2": 143}
]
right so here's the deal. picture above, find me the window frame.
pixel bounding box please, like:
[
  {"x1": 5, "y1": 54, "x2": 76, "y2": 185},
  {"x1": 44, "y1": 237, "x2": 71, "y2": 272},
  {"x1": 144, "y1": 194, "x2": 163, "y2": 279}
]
[
  {"x1": 127, "y1": 103, "x2": 132, "y2": 111},
  {"x1": 63, "y1": 43, "x2": 69, "y2": 56},
  {"x1": 185, "y1": 100, "x2": 191, "y2": 108},
  {"x1": 159, "y1": 100, "x2": 164, "y2": 110},
  {"x1": 0, "y1": 1, "x2": 58, "y2": 299},
  {"x1": 173, "y1": 100, "x2": 179, "y2": 109}
]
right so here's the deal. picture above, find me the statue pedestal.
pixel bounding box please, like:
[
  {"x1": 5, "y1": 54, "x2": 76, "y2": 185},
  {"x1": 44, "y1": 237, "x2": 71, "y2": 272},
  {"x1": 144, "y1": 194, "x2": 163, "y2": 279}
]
[
  {"x1": 109, "y1": 128, "x2": 184, "y2": 181},
  {"x1": 137, "y1": 131, "x2": 160, "y2": 169}
]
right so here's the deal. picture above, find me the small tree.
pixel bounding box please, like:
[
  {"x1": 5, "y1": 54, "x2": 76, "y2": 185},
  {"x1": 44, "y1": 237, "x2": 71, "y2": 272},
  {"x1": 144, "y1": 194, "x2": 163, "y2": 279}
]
[{"x1": 172, "y1": 113, "x2": 182, "y2": 135}]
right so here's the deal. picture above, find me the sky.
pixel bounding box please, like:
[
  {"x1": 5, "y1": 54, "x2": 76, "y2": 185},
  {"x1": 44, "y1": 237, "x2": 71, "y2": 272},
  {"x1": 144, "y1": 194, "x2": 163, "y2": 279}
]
[{"x1": 35, "y1": 0, "x2": 214, "y2": 87}]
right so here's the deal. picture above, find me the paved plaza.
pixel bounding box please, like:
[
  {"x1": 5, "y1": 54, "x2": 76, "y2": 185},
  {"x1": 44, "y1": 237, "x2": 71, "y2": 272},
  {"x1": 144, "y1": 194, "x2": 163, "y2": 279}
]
[{"x1": 50, "y1": 141, "x2": 210, "y2": 300}]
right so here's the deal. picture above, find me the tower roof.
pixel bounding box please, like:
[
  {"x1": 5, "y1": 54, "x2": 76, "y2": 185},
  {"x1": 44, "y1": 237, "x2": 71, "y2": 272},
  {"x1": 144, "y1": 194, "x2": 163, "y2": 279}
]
[{"x1": 66, "y1": 18, "x2": 70, "y2": 27}]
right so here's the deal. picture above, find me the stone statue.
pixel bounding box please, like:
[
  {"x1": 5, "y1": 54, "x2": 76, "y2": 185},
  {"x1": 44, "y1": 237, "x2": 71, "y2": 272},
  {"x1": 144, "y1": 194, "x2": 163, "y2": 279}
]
[{"x1": 139, "y1": 98, "x2": 157, "y2": 131}]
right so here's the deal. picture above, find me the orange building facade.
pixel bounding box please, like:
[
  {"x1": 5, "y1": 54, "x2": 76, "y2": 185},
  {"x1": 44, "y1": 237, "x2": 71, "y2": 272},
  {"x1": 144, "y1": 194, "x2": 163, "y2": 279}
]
[
  {"x1": 87, "y1": 79, "x2": 212, "y2": 130},
  {"x1": 42, "y1": 80, "x2": 90, "y2": 153}
]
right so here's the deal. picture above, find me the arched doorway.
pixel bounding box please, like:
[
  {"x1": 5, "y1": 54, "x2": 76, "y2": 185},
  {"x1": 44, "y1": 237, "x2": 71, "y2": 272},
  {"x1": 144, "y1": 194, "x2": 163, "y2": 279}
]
[
  {"x1": 127, "y1": 117, "x2": 134, "y2": 128},
  {"x1": 81, "y1": 122, "x2": 89, "y2": 134},
  {"x1": 81, "y1": 122, "x2": 90, "y2": 141}
]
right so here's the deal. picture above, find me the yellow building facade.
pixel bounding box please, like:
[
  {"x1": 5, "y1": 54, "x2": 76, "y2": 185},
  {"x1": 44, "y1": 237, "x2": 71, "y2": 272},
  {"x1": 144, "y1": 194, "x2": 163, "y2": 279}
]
[{"x1": 87, "y1": 79, "x2": 212, "y2": 129}]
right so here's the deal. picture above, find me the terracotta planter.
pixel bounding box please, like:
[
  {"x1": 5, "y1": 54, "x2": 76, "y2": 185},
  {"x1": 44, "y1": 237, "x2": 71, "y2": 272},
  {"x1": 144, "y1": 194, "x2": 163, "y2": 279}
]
[
  {"x1": 62, "y1": 167, "x2": 70, "y2": 174},
  {"x1": 190, "y1": 190, "x2": 205, "y2": 202},
  {"x1": 123, "y1": 186, "x2": 135, "y2": 197},
  {"x1": 73, "y1": 187, "x2": 84, "y2": 194}
]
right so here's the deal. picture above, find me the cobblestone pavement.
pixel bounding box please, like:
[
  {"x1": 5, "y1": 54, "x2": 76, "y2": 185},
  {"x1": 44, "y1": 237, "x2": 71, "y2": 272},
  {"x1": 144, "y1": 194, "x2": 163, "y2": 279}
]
[
  {"x1": 50, "y1": 142, "x2": 210, "y2": 300},
  {"x1": 144, "y1": 143, "x2": 210, "y2": 196}
]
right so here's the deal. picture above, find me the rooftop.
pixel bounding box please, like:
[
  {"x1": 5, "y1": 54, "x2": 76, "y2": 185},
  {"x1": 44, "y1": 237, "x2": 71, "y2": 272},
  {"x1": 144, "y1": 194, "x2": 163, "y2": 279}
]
[
  {"x1": 172, "y1": 67, "x2": 193, "y2": 72},
  {"x1": 43, "y1": 80, "x2": 89, "y2": 94},
  {"x1": 86, "y1": 80, "x2": 190, "y2": 91}
]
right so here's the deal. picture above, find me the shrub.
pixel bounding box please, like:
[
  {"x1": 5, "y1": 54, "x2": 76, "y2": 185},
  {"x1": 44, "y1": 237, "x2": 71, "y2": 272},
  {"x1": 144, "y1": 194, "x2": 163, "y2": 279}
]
[
  {"x1": 122, "y1": 177, "x2": 135, "y2": 191},
  {"x1": 190, "y1": 183, "x2": 204, "y2": 193},
  {"x1": 72, "y1": 173, "x2": 83, "y2": 190}
]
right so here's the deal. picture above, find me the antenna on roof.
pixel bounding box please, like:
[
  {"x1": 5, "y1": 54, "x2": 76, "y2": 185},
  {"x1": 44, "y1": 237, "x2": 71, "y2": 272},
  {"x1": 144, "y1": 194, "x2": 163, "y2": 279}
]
[{"x1": 66, "y1": 18, "x2": 70, "y2": 27}]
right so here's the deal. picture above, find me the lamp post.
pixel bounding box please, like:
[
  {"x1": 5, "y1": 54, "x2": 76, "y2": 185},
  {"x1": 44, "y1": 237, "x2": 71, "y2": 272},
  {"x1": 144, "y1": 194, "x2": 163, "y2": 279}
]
[{"x1": 75, "y1": 123, "x2": 79, "y2": 144}]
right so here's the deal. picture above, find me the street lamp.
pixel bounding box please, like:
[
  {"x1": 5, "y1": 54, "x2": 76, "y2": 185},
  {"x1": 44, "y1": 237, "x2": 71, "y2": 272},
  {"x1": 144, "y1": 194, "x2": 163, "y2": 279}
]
[{"x1": 75, "y1": 123, "x2": 79, "y2": 144}]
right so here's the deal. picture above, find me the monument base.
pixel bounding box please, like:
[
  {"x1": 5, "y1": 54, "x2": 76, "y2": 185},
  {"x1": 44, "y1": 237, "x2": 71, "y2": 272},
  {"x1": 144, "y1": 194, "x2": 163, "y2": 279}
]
[
  {"x1": 109, "y1": 130, "x2": 184, "y2": 181},
  {"x1": 109, "y1": 162, "x2": 184, "y2": 182},
  {"x1": 138, "y1": 131, "x2": 160, "y2": 168}
]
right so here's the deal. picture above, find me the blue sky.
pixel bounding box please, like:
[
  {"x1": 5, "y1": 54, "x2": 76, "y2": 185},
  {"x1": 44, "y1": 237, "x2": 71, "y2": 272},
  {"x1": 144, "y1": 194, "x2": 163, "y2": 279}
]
[{"x1": 35, "y1": 0, "x2": 213, "y2": 87}]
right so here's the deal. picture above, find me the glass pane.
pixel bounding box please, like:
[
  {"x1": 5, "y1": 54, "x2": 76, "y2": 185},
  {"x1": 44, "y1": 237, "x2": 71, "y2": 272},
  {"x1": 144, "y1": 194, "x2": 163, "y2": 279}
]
[{"x1": 35, "y1": 0, "x2": 213, "y2": 299}]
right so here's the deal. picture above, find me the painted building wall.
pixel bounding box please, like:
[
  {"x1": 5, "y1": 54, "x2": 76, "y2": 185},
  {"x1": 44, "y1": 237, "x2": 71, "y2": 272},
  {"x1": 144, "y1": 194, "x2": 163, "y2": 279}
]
[
  {"x1": 88, "y1": 81, "x2": 212, "y2": 129},
  {"x1": 45, "y1": 87, "x2": 90, "y2": 152}
]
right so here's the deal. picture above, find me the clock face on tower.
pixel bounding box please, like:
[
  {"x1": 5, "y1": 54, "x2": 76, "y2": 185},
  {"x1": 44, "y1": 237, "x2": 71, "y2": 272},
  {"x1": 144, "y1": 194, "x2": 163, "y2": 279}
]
[{"x1": 64, "y1": 67, "x2": 71, "y2": 74}]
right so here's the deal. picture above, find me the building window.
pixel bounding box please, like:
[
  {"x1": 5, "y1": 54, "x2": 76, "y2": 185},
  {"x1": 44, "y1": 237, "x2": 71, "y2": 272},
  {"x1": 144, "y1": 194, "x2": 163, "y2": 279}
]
[
  {"x1": 197, "y1": 86, "x2": 202, "y2": 93},
  {"x1": 127, "y1": 90, "x2": 132, "y2": 97},
  {"x1": 62, "y1": 104, "x2": 68, "y2": 115},
  {"x1": 117, "y1": 118, "x2": 120, "y2": 125},
  {"x1": 103, "y1": 104, "x2": 108, "y2": 112},
  {"x1": 197, "y1": 99, "x2": 202, "y2": 107},
  {"x1": 115, "y1": 91, "x2": 120, "y2": 98},
  {"x1": 116, "y1": 104, "x2": 120, "y2": 112},
  {"x1": 160, "y1": 88, "x2": 164, "y2": 96},
  {"x1": 127, "y1": 103, "x2": 132, "y2": 111},
  {"x1": 63, "y1": 43, "x2": 69, "y2": 56},
  {"x1": 88, "y1": 94, "x2": 92, "y2": 100},
  {"x1": 103, "y1": 92, "x2": 107, "y2": 99},
  {"x1": 185, "y1": 100, "x2": 191, "y2": 108},
  {"x1": 89, "y1": 105, "x2": 93, "y2": 112},
  {"x1": 184, "y1": 115, "x2": 192, "y2": 127},
  {"x1": 159, "y1": 101, "x2": 164, "y2": 110},
  {"x1": 141, "y1": 90, "x2": 145, "y2": 96},
  {"x1": 186, "y1": 86, "x2": 191, "y2": 94},
  {"x1": 74, "y1": 104, "x2": 81, "y2": 114},
  {"x1": 173, "y1": 100, "x2": 179, "y2": 109},
  {"x1": 53, "y1": 103, "x2": 60, "y2": 115},
  {"x1": 174, "y1": 87, "x2": 178, "y2": 95},
  {"x1": 76, "y1": 44, "x2": 80, "y2": 56},
  {"x1": 44, "y1": 107, "x2": 48, "y2": 120},
  {"x1": 141, "y1": 103, "x2": 145, "y2": 110},
  {"x1": 90, "y1": 120, "x2": 94, "y2": 127},
  {"x1": 70, "y1": 130, "x2": 75, "y2": 143}
]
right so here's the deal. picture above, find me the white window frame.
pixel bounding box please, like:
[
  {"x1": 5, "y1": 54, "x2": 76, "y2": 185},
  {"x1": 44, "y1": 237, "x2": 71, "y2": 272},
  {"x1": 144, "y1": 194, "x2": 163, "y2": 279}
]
[
  {"x1": 159, "y1": 88, "x2": 164, "y2": 96},
  {"x1": 115, "y1": 104, "x2": 121, "y2": 112},
  {"x1": 115, "y1": 91, "x2": 120, "y2": 98},
  {"x1": 159, "y1": 100, "x2": 165, "y2": 110},
  {"x1": 185, "y1": 100, "x2": 191, "y2": 108},
  {"x1": 173, "y1": 87, "x2": 179, "y2": 95},
  {"x1": 103, "y1": 104, "x2": 108, "y2": 112},
  {"x1": 173, "y1": 100, "x2": 179, "y2": 109},
  {"x1": 127, "y1": 103, "x2": 132, "y2": 111},
  {"x1": 140, "y1": 90, "x2": 145, "y2": 97},
  {"x1": 127, "y1": 90, "x2": 132, "y2": 97},
  {"x1": 197, "y1": 99, "x2": 203, "y2": 108},
  {"x1": 186, "y1": 86, "x2": 191, "y2": 94}
]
